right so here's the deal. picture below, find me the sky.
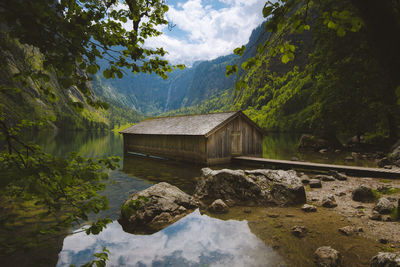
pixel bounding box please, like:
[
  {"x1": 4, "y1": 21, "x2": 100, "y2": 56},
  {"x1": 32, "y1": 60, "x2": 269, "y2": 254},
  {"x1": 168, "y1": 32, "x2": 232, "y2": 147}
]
[{"x1": 119, "y1": 0, "x2": 266, "y2": 66}]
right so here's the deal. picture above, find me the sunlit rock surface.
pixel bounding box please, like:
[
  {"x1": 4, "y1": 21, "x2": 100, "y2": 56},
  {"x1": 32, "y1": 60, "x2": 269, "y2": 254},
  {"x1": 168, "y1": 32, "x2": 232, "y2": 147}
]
[
  {"x1": 194, "y1": 168, "x2": 306, "y2": 206},
  {"x1": 118, "y1": 182, "x2": 199, "y2": 234}
]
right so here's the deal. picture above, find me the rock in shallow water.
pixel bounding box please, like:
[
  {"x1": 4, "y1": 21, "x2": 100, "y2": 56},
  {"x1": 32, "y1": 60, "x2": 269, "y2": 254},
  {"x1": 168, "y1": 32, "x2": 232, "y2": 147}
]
[
  {"x1": 118, "y1": 182, "x2": 199, "y2": 234},
  {"x1": 193, "y1": 168, "x2": 306, "y2": 206},
  {"x1": 208, "y1": 199, "x2": 229, "y2": 214},
  {"x1": 314, "y1": 246, "x2": 341, "y2": 267},
  {"x1": 302, "y1": 204, "x2": 317, "y2": 212},
  {"x1": 291, "y1": 225, "x2": 307, "y2": 238}
]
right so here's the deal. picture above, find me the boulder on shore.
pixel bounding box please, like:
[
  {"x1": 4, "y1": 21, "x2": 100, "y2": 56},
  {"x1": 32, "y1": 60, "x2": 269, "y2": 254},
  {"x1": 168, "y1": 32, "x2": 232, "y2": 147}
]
[
  {"x1": 352, "y1": 186, "x2": 375, "y2": 202},
  {"x1": 370, "y1": 252, "x2": 400, "y2": 267},
  {"x1": 374, "y1": 197, "x2": 395, "y2": 214},
  {"x1": 193, "y1": 168, "x2": 306, "y2": 206},
  {"x1": 118, "y1": 182, "x2": 199, "y2": 234}
]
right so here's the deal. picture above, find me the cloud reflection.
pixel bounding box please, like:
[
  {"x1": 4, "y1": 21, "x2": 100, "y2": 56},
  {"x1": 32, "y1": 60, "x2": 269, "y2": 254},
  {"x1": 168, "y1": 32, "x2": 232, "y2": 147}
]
[{"x1": 57, "y1": 209, "x2": 283, "y2": 267}]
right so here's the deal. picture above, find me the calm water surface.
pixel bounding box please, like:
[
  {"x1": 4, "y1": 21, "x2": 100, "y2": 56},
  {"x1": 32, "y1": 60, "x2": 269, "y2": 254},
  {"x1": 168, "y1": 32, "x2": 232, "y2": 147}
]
[{"x1": 30, "y1": 131, "x2": 377, "y2": 266}]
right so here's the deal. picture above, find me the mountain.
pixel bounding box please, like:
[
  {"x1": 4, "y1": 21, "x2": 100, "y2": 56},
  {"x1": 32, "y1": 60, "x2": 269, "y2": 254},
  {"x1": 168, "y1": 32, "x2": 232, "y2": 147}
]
[
  {"x1": 0, "y1": 35, "x2": 143, "y2": 131},
  {"x1": 93, "y1": 22, "x2": 270, "y2": 115}
]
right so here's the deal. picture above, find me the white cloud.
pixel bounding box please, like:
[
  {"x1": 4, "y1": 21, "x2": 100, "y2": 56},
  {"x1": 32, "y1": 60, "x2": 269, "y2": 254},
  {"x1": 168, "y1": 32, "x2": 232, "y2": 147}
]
[
  {"x1": 145, "y1": 0, "x2": 266, "y2": 66},
  {"x1": 57, "y1": 210, "x2": 284, "y2": 266}
]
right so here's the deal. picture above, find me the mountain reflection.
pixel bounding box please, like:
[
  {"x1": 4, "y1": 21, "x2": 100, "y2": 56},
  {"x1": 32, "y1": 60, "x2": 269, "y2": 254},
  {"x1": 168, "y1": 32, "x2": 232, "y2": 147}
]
[{"x1": 57, "y1": 209, "x2": 284, "y2": 267}]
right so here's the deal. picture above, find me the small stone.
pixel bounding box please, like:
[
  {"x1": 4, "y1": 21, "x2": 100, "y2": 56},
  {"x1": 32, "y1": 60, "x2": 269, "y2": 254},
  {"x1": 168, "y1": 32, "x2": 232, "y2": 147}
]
[
  {"x1": 355, "y1": 205, "x2": 365, "y2": 209},
  {"x1": 338, "y1": 226, "x2": 357, "y2": 236},
  {"x1": 266, "y1": 213, "x2": 280, "y2": 218},
  {"x1": 328, "y1": 170, "x2": 347, "y2": 181},
  {"x1": 319, "y1": 149, "x2": 328, "y2": 154},
  {"x1": 374, "y1": 197, "x2": 395, "y2": 214},
  {"x1": 302, "y1": 204, "x2": 317, "y2": 212},
  {"x1": 314, "y1": 246, "x2": 341, "y2": 267},
  {"x1": 311, "y1": 197, "x2": 319, "y2": 201},
  {"x1": 322, "y1": 194, "x2": 338, "y2": 208},
  {"x1": 369, "y1": 211, "x2": 382, "y2": 221},
  {"x1": 384, "y1": 165, "x2": 393, "y2": 169},
  {"x1": 336, "y1": 192, "x2": 346, "y2": 197},
  {"x1": 208, "y1": 199, "x2": 229, "y2": 214},
  {"x1": 310, "y1": 179, "x2": 322, "y2": 188},
  {"x1": 383, "y1": 216, "x2": 394, "y2": 222},
  {"x1": 301, "y1": 174, "x2": 310, "y2": 184},
  {"x1": 370, "y1": 252, "x2": 400, "y2": 267},
  {"x1": 291, "y1": 225, "x2": 307, "y2": 238},
  {"x1": 345, "y1": 156, "x2": 354, "y2": 162},
  {"x1": 379, "y1": 238, "x2": 389, "y2": 244},
  {"x1": 291, "y1": 157, "x2": 299, "y2": 161},
  {"x1": 352, "y1": 186, "x2": 375, "y2": 202},
  {"x1": 316, "y1": 175, "x2": 335, "y2": 181},
  {"x1": 335, "y1": 149, "x2": 341, "y2": 153}
]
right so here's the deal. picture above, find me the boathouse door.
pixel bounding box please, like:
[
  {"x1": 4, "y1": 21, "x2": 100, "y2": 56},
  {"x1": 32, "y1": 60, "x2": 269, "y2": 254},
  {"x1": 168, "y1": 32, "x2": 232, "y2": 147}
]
[{"x1": 231, "y1": 131, "x2": 242, "y2": 155}]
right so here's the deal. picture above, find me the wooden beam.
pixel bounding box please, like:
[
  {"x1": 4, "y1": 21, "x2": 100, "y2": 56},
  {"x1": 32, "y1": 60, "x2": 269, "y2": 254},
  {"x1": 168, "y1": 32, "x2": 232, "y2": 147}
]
[{"x1": 233, "y1": 156, "x2": 400, "y2": 178}]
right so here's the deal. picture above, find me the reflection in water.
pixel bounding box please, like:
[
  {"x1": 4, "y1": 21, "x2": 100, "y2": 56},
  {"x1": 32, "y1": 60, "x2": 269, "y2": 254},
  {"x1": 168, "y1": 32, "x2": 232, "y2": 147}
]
[
  {"x1": 263, "y1": 132, "x2": 377, "y2": 167},
  {"x1": 122, "y1": 155, "x2": 202, "y2": 194},
  {"x1": 57, "y1": 210, "x2": 284, "y2": 267}
]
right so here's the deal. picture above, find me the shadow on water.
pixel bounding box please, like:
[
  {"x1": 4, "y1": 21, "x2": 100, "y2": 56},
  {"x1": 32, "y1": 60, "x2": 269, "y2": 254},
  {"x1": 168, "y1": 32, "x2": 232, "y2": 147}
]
[{"x1": 263, "y1": 132, "x2": 378, "y2": 167}]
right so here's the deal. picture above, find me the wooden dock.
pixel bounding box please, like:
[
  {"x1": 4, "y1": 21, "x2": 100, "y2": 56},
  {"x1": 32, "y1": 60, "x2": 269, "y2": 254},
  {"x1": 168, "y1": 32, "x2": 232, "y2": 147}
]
[{"x1": 232, "y1": 156, "x2": 400, "y2": 178}]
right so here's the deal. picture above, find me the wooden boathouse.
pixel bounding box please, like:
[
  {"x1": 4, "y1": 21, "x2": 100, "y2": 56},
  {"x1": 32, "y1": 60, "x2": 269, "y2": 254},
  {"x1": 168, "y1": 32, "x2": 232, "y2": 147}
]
[{"x1": 120, "y1": 111, "x2": 265, "y2": 165}]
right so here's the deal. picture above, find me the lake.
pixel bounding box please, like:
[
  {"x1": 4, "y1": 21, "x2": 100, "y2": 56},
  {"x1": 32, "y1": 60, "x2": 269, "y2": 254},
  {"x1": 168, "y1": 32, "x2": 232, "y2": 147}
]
[{"x1": 14, "y1": 130, "x2": 380, "y2": 266}]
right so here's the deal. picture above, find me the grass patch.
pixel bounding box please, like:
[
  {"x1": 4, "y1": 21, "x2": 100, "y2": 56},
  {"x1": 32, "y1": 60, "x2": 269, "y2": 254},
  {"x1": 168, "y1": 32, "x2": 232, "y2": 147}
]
[
  {"x1": 390, "y1": 207, "x2": 399, "y2": 220},
  {"x1": 379, "y1": 179, "x2": 392, "y2": 183},
  {"x1": 381, "y1": 245, "x2": 395, "y2": 252},
  {"x1": 112, "y1": 123, "x2": 134, "y2": 133},
  {"x1": 382, "y1": 187, "x2": 400, "y2": 195},
  {"x1": 371, "y1": 189, "x2": 381, "y2": 201}
]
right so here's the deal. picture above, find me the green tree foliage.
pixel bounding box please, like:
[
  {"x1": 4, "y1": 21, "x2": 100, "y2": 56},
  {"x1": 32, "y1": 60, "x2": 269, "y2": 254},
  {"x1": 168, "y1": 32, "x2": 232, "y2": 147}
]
[
  {"x1": 227, "y1": 0, "x2": 400, "y2": 142},
  {"x1": 0, "y1": 0, "x2": 178, "y2": 262}
]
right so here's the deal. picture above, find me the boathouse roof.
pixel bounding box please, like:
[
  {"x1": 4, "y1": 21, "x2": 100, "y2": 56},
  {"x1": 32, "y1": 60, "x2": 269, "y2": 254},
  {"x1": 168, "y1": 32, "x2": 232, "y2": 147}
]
[{"x1": 120, "y1": 111, "x2": 264, "y2": 137}]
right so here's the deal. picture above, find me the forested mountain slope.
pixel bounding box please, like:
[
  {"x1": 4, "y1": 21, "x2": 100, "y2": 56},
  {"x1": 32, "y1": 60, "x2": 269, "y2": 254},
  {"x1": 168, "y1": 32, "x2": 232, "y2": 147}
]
[
  {"x1": 0, "y1": 35, "x2": 143, "y2": 131},
  {"x1": 166, "y1": 0, "x2": 400, "y2": 144}
]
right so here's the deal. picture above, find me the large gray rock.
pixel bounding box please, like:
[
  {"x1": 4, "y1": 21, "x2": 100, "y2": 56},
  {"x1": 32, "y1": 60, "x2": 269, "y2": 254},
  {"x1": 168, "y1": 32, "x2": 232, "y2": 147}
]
[
  {"x1": 370, "y1": 252, "x2": 400, "y2": 267},
  {"x1": 314, "y1": 246, "x2": 341, "y2": 267},
  {"x1": 193, "y1": 168, "x2": 306, "y2": 206},
  {"x1": 374, "y1": 197, "x2": 395, "y2": 214},
  {"x1": 118, "y1": 182, "x2": 198, "y2": 234},
  {"x1": 352, "y1": 186, "x2": 375, "y2": 202}
]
